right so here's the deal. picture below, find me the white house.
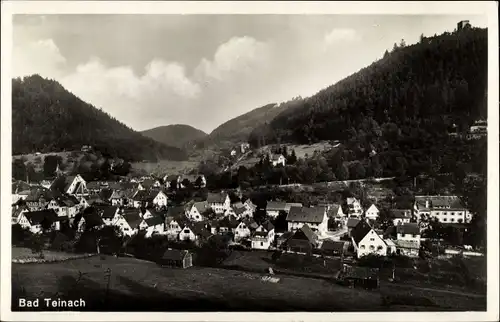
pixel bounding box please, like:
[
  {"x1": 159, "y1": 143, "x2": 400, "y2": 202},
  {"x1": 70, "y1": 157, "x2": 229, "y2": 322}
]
[
  {"x1": 327, "y1": 203, "x2": 345, "y2": 222},
  {"x1": 207, "y1": 192, "x2": 231, "y2": 215},
  {"x1": 347, "y1": 197, "x2": 363, "y2": 217},
  {"x1": 351, "y1": 220, "x2": 387, "y2": 258},
  {"x1": 251, "y1": 220, "x2": 275, "y2": 250},
  {"x1": 266, "y1": 201, "x2": 287, "y2": 218},
  {"x1": 286, "y1": 206, "x2": 328, "y2": 236},
  {"x1": 18, "y1": 209, "x2": 61, "y2": 234},
  {"x1": 140, "y1": 216, "x2": 165, "y2": 238},
  {"x1": 244, "y1": 199, "x2": 257, "y2": 213},
  {"x1": 234, "y1": 221, "x2": 251, "y2": 242},
  {"x1": 414, "y1": 195, "x2": 471, "y2": 224},
  {"x1": 391, "y1": 209, "x2": 412, "y2": 226},
  {"x1": 46, "y1": 196, "x2": 80, "y2": 219},
  {"x1": 364, "y1": 204, "x2": 380, "y2": 221},
  {"x1": 152, "y1": 190, "x2": 168, "y2": 208},
  {"x1": 230, "y1": 150, "x2": 237, "y2": 157},
  {"x1": 51, "y1": 174, "x2": 88, "y2": 197},
  {"x1": 396, "y1": 223, "x2": 421, "y2": 245},
  {"x1": 178, "y1": 222, "x2": 211, "y2": 243},
  {"x1": 271, "y1": 154, "x2": 286, "y2": 167},
  {"x1": 186, "y1": 201, "x2": 210, "y2": 222},
  {"x1": 113, "y1": 209, "x2": 142, "y2": 237}
]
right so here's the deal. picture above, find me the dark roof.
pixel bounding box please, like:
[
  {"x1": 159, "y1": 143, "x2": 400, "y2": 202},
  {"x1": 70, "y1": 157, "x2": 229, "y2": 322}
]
[
  {"x1": 193, "y1": 201, "x2": 210, "y2": 213},
  {"x1": 260, "y1": 220, "x2": 275, "y2": 232},
  {"x1": 133, "y1": 190, "x2": 150, "y2": 201},
  {"x1": 23, "y1": 209, "x2": 59, "y2": 225},
  {"x1": 188, "y1": 222, "x2": 212, "y2": 238},
  {"x1": 101, "y1": 206, "x2": 118, "y2": 219},
  {"x1": 286, "y1": 206, "x2": 326, "y2": 223},
  {"x1": 99, "y1": 188, "x2": 114, "y2": 200},
  {"x1": 162, "y1": 249, "x2": 189, "y2": 261},
  {"x1": 291, "y1": 224, "x2": 318, "y2": 243},
  {"x1": 347, "y1": 218, "x2": 361, "y2": 228},
  {"x1": 141, "y1": 178, "x2": 155, "y2": 189},
  {"x1": 145, "y1": 215, "x2": 165, "y2": 227},
  {"x1": 350, "y1": 220, "x2": 372, "y2": 245},
  {"x1": 414, "y1": 195, "x2": 466, "y2": 210},
  {"x1": 233, "y1": 205, "x2": 247, "y2": 215},
  {"x1": 82, "y1": 210, "x2": 104, "y2": 228},
  {"x1": 390, "y1": 209, "x2": 411, "y2": 219},
  {"x1": 219, "y1": 216, "x2": 240, "y2": 229},
  {"x1": 86, "y1": 181, "x2": 101, "y2": 190},
  {"x1": 320, "y1": 240, "x2": 346, "y2": 252},
  {"x1": 396, "y1": 223, "x2": 420, "y2": 235},
  {"x1": 122, "y1": 210, "x2": 143, "y2": 228},
  {"x1": 277, "y1": 231, "x2": 294, "y2": 241},
  {"x1": 207, "y1": 192, "x2": 228, "y2": 204},
  {"x1": 12, "y1": 181, "x2": 31, "y2": 194},
  {"x1": 266, "y1": 201, "x2": 287, "y2": 211},
  {"x1": 165, "y1": 175, "x2": 180, "y2": 181},
  {"x1": 242, "y1": 218, "x2": 259, "y2": 230}
]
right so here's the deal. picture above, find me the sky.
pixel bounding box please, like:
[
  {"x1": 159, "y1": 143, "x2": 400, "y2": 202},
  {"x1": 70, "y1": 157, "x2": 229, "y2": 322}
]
[{"x1": 12, "y1": 14, "x2": 488, "y2": 133}]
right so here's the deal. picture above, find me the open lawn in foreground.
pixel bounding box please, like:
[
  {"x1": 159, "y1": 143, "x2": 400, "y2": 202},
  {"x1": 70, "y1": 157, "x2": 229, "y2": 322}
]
[{"x1": 11, "y1": 255, "x2": 486, "y2": 311}]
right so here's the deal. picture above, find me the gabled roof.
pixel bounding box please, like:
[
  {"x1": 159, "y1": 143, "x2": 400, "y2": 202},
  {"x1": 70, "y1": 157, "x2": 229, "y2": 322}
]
[
  {"x1": 207, "y1": 192, "x2": 228, "y2": 204},
  {"x1": 291, "y1": 224, "x2": 318, "y2": 243},
  {"x1": 347, "y1": 197, "x2": 360, "y2": 205},
  {"x1": 23, "y1": 209, "x2": 59, "y2": 225},
  {"x1": 218, "y1": 216, "x2": 240, "y2": 229},
  {"x1": 320, "y1": 240, "x2": 346, "y2": 252},
  {"x1": 366, "y1": 204, "x2": 379, "y2": 212},
  {"x1": 233, "y1": 205, "x2": 247, "y2": 215},
  {"x1": 414, "y1": 195, "x2": 466, "y2": 210},
  {"x1": 100, "y1": 206, "x2": 119, "y2": 219},
  {"x1": 81, "y1": 208, "x2": 104, "y2": 228},
  {"x1": 86, "y1": 181, "x2": 101, "y2": 190},
  {"x1": 145, "y1": 215, "x2": 165, "y2": 227},
  {"x1": 260, "y1": 219, "x2": 275, "y2": 232},
  {"x1": 193, "y1": 201, "x2": 210, "y2": 213},
  {"x1": 186, "y1": 222, "x2": 212, "y2": 238},
  {"x1": 242, "y1": 218, "x2": 259, "y2": 230},
  {"x1": 393, "y1": 240, "x2": 420, "y2": 249},
  {"x1": 286, "y1": 206, "x2": 326, "y2": 223},
  {"x1": 122, "y1": 210, "x2": 142, "y2": 229},
  {"x1": 396, "y1": 223, "x2": 420, "y2": 235},
  {"x1": 266, "y1": 201, "x2": 287, "y2": 211},
  {"x1": 347, "y1": 218, "x2": 361, "y2": 229},
  {"x1": 350, "y1": 220, "x2": 373, "y2": 245}
]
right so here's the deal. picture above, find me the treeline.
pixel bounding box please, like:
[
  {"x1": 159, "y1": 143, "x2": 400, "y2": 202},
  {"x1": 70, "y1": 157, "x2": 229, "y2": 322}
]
[{"x1": 12, "y1": 75, "x2": 188, "y2": 162}]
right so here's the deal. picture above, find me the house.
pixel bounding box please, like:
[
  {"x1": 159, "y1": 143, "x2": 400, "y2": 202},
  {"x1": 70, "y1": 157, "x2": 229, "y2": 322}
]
[
  {"x1": 266, "y1": 201, "x2": 287, "y2": 218},
  {"x1": 186, "y1": 201, "x2": 211, "y2": 222},
  {"x1": 81, "y1": 145, "x2": 92, "y2": 152},
  {"x1": 46, "y1": 195, "x2": 81, "y2": 219},
  {"x1": 164, "y1": 206, "x2": 188, "y2": 238},
  {"x1": 320, "y1": 240, "x2": 348, "y2": 257},
  {"x1": 286, "y1": 206, "x2": 328, "y2": 236},
  {"x1": 327, "y1": 203, "x2": 345, "y2": 222},
  {"x1": 286, "y1": 224, "x2": 318, "y2": 254},
  {"x1": 159, "y1": 249, "x2": 193, "y2": 269},
  {"x1": 244, "y1": 198, "x2": 257, "y2": 213},
  {"x1": 164, "y1": 175, "x2": 181, "y2": 189},
  {"x1": 276, "y1": 231, "x2": 294, "y2": 249},
  {"x1": 99, "y1": 206, "x2": 120, "y2": 226},
  {"x1": 113, "y1": 208, "x2": 142, "y2": 236},
  {"x1": 12, "y1": 205, "x2": 29, "y2": 225},
  {"x1": 347, "y1": 197, "x2": 363, "y2": 217},
  {"x1": 152, "y1": 190, "x2": 168, "y2": 208},
  {"x1": 396, "y1": 223, "x2": 421, "y2": 245},
  {"x1": 140, "y1": 215, "x2": 165, "y2": 238},
  {"x1": 24, "y1": 188, "x2": 53, "y2": 211},
  {"x1": 271, "y1": 154, "x2": 286, "y2": 167},
  {"x1": 351, "y1": 220, "x2": 387, "y2": 258},
  {"x1": 457, "y1": 20, "x2": 472, "y2": 31},
  {"x1": 390, "y1": 209, "x2": 412, "y2": 226},
  {"x1": 346, "y1": 218, "x2": 361, "y2": 235},
  {"x1": 131, "y1": 190, "x2": 152, "y2": 208},
  {"x1": 12, "y1": 181, "x2": 31, "y2": 204},
  {"x1": 207, "y1": 192, "x2": 231, "y2": 215},
  {"x1": 212, "y1": 216, "x2": 239, "y2": 235},
  {"x1": 364, "y1": 204, "x2": 380, "y2": 221},
  {"x1": 393, "y1": 240, "x2": 420, "y2": 258},
  {"x1": 251, "y1": 220, "x2": 275, "y2": 250},
  {"x1": 230, "y1": 150, "x2": 237, "y2": 157},
  {"x1": 50, "y1": 174, "x2": 88, "y2": 197},
  {"x1": 414, "y1": 196, "x2": 471, "y2": 224},
  {"x1": 141, "y1": 178, "x2": 162, "y2": 190},
  {"x1": 179, "y1": 222, "x2": 212, "y2": 244},
  {"x1": 234, "y1": 218, "x2": 258, "y2": 242},
  {"x1": 18, "y1": 209, "x2": 61, "y2": 234}
]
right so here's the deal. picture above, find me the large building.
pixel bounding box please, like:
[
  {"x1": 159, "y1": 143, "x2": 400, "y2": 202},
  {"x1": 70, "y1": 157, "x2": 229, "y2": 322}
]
[
  {"x1": 414, "y1": 196, "x2": 471, "y2": 224},
  {"x1": 286, "y1": 206, "x2": 328, "y2": 236}
]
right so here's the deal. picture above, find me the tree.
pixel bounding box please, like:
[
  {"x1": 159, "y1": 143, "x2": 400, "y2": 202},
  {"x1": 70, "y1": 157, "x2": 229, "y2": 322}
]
[
  {"x1": 349, "y1": 161, "x2": 366, "y2": 180},
  {"x1": 287, "y1": 149, "x2": 298, "y2": 165},
  {"x1": 12, "y1": 159, "x2": 27, "y2": 181},
  {"x1": 43, "y1": 155, "x2": 63, "y2": 178},
  {"x1": 336, "y1": 163, "x2": 349, "y2": 181},
  {"x1": 28, "y1": 234, "x2": 45, "y2": 258}
]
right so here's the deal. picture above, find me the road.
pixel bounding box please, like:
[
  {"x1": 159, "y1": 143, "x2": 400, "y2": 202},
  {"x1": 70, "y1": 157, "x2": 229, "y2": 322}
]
[{"x1": 318, "y1": 226, "x2": 348, "y2": 241}]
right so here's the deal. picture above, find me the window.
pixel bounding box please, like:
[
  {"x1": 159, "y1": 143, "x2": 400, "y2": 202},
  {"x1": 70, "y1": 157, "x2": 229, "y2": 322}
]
[
  {"x1": 451, "y1": 212, "x2": 455, "y2": 216},
  {"x1": 412, "y1": 234, "x2": 417, "y2": 238},
  {"x1": 443, "y1": 218, "x2": 447, "y2": 222},
  {"x1": 450, "y1": 218, "x2": 455, "y2": 222},
  {"x1": 184, "y1": 229, "x2": 190, "y2": 233},
  {"x1": 370, "y1": 238, "x2": 375, "y2": 241},
  {"x1": 360, "y1": 245, "x2": 365, "y2": 249},
  {"x1": 260, "y1": 242, "x2": 263, "y2": 246},
  {"x1": 401, "y1": 233, "x2": 406, "y2": 238},
  {"x1": 369, "y1": 245, "x2": 375, "y2": 250},
  {"x1": 377, "y1": 246, "x2": 383, "y2": 250}
]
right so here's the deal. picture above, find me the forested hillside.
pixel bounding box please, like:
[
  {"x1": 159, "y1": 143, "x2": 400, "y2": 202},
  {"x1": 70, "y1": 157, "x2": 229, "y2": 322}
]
[
  {"x1": 250, "y1": 28, "x2": 487, "y2": 146},
  {"x1": 12, "y1": 75, "x2": 187, "y2": 162},
  {"x1": 141, "y1": 124, "x2": 207, "y2": 149}
]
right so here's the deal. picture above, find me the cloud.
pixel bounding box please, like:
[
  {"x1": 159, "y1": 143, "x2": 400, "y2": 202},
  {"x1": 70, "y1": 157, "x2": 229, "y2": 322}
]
[
  {"x1": 324, "y1": 28, "x2": 360, "y2": 46},
  {"x1": 194, "y1": 36, "x2": 272, "y2": 82},
  {"x1": 13, "y1": 39, "x2": 66, "y2": 79}
]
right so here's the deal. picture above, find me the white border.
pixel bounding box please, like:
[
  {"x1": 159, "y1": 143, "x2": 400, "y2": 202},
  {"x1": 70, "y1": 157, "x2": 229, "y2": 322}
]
[{"x1": 1, "y1": 1, "x2": 499, "y2": 322}]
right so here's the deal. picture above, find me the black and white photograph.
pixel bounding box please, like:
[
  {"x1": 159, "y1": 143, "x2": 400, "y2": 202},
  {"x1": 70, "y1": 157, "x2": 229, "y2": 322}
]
[{"x1": 1, "y1": 1, "x2": 499, "y2": 321}]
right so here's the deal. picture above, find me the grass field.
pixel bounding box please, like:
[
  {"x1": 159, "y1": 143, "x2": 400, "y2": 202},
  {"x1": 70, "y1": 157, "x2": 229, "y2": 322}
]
[
  {"x1": 131, "y1": 160, "x2": 201, "y2": 176},
  {"x1": 11, "y1": 254, "x2": 486, "y2": 311},
  {"x1": 12, "y1": 247, "x2": 94, "y2": 263}
]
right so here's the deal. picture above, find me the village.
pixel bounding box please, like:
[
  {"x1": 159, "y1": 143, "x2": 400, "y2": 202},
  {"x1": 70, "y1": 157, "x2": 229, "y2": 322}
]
[{"x1": 12, "y1": 161, "x2": 483, "y2": 280}]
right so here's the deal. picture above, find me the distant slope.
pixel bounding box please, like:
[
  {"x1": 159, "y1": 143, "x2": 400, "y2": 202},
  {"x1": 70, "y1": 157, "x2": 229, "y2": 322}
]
[
  {"x1": 194, "y1": 99, "x2": 303, "y2": 151},
  {"x1": 141, "y1": 124, "x2": 207, "y2": 149},
  {"x1": 12, "y1": 75, "x2": 187, "y2": 162}
]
